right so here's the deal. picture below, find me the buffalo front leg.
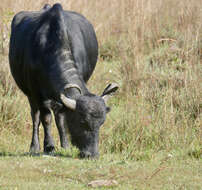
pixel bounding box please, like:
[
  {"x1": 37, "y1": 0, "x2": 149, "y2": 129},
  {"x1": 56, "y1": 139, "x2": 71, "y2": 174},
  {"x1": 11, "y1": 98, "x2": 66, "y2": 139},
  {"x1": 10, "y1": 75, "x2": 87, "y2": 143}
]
[
  {"x1": 54, "y1": 110, "x2": 68, "y2": 149},
  {"x1": 29, "y1": 108, "x2": 40, "y2": 153},
  {"x1": 40, "y1": 107, "x2": 55, "y2": 153}
]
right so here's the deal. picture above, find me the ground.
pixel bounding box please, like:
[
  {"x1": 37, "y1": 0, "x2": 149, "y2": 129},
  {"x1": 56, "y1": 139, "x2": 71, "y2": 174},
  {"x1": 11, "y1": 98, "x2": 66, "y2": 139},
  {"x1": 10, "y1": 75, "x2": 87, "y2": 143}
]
[{"x1": 0, "y1": 150, "x2": 201, "y2": 190}]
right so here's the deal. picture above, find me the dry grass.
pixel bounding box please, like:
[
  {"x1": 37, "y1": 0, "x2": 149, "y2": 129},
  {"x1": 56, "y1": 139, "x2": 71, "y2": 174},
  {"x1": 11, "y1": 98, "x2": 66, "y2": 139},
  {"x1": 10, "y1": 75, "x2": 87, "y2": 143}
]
[{"x1": 0, "y1": 0, "x2": 202, "y2": 160}]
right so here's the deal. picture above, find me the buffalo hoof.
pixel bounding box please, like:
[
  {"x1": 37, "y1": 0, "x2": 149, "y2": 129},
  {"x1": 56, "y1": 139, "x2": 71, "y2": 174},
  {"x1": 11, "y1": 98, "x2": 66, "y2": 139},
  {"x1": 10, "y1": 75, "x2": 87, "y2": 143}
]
[
  {"x1": 29, "y1": 144, "x2": 40, "y2": 153},
  {"x1": 44, "y1": 145, "x2": 55, "y2": 153}
]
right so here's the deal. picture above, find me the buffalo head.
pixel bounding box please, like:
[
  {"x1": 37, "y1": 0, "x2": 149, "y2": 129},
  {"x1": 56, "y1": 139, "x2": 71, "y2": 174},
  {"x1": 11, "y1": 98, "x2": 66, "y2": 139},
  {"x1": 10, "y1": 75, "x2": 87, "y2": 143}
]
[{"x1": 60, "y1": 83, "x2": 118, "y2": 158}]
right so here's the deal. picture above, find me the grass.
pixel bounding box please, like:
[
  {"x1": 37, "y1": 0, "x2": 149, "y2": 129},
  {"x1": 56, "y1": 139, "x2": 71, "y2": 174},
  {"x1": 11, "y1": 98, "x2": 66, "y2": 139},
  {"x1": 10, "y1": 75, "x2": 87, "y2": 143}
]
[
  {"x1": 0, "y1": 0, "x2": 202, "y2": 189},
  {"x1": 0, "y1": 151, "x2": 202, "y2": 190}
]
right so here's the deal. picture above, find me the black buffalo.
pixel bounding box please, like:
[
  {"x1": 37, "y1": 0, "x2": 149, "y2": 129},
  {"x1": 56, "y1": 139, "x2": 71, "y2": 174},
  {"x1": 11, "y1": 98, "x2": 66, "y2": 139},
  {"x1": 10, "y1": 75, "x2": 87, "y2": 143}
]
[{"x1": 9, "y1": 3, "x2": 118, "y2": 158}]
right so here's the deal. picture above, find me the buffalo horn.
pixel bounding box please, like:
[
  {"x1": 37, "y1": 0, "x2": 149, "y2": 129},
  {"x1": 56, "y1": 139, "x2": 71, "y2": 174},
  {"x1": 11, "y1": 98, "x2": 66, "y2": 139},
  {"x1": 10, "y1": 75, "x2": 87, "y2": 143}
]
[
  {"x1": 64, "y1": 84, "x2": 82, "y2": 94},
  {"x1": 60, "y1": 94, "x2": 76, "y2": 110}
]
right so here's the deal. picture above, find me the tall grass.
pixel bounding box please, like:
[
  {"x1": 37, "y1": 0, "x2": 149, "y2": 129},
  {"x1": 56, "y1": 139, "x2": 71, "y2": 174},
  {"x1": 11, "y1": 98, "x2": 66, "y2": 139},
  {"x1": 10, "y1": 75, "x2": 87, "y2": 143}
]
[{"x1": 0, "y1": 0, "x2": 201, "y2": 159}]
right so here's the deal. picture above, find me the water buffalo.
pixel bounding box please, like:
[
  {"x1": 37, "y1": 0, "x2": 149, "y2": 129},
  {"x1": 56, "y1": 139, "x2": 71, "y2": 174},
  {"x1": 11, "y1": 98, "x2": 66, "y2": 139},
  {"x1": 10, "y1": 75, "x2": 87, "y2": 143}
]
[{"x1": 9, "y1": 3, "x2": 118, "y2": 158}]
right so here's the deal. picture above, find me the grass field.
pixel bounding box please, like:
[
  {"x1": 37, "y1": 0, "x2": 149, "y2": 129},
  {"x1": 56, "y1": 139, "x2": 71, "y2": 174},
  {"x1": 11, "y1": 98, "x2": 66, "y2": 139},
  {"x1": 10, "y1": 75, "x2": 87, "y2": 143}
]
[
  {"x1": 0, "y1": 0, "x2": 201, "y2": 189},
  {"x1": 0, "y1": 153, "x2": 201, "y2": 189}
]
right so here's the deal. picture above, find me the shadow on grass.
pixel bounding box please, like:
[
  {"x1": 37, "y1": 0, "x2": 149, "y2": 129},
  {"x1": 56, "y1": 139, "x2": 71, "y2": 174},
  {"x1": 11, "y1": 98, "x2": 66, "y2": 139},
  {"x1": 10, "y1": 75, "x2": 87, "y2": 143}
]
[{"x1": 0, "y1": 151, "x2": 75, "y2": 158}]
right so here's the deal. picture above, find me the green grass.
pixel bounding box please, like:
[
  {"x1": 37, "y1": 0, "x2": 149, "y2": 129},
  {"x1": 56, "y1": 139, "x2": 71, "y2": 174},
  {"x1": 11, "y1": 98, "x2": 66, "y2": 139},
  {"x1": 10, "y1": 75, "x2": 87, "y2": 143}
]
[{"x1": 0, "y1": 151, "x2": 202, "y2": 190}]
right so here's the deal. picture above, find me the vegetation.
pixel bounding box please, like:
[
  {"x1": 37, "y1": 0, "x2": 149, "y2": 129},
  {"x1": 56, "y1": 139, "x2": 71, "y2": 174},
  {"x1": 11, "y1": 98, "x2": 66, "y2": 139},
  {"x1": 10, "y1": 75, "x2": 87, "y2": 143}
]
[
  {"x1": 0, "y1": 0, "x2": 201, "y2": 189},
  {"x1": 0, "y1": 154, "x2": 201, "y2": 189}
]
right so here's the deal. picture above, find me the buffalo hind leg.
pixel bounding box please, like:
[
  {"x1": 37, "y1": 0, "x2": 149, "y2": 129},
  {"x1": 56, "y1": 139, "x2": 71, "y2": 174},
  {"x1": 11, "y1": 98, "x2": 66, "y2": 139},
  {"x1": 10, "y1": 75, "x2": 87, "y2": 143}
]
[
  {"x1": 40, "y1": 107, "x2": 55, "y2": 153},
  {"x1": 30, "y1": 108, "x2": 40, "y2": 153},
  {"x1": 54, "y1": 109, "x2": 68, "y2": 149}
]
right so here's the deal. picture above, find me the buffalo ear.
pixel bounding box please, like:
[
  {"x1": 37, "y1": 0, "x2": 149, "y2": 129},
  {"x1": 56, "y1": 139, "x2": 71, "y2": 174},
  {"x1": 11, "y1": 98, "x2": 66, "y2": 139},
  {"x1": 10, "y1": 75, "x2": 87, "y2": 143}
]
[
  {"x1": 101, "y1": 83, "x2": 119, "y2": 104},
  {"x1": 102, "y1": 83, "x2": 119, "y2": 96}
]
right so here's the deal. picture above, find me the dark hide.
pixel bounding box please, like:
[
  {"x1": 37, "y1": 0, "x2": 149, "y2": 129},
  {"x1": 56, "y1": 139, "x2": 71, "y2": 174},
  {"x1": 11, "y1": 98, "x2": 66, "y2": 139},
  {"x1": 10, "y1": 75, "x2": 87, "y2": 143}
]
[{"x1": 9, "y1": 3, "x2": 118, "y2": 158}]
